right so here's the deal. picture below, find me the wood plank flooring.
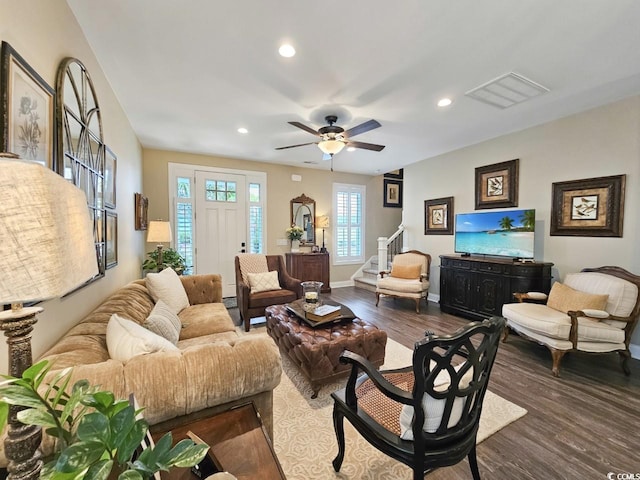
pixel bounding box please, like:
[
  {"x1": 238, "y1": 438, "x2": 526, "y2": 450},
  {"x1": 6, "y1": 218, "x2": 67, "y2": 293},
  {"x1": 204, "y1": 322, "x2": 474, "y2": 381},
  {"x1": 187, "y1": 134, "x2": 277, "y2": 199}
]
[{"x1": 326, "y1": 287, "x2": 640, "y2": 480}]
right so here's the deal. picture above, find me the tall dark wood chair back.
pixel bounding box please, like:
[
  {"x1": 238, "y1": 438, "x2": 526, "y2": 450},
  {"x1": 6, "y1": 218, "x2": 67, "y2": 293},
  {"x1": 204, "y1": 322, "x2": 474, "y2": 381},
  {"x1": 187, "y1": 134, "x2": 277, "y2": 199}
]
[{"x1": 331, "y1": 316, "x2": 506, "y2": 480}]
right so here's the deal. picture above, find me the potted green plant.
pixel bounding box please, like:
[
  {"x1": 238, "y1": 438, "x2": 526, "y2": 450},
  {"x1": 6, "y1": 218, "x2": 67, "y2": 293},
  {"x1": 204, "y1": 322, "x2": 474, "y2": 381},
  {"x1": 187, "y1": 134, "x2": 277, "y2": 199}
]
[
  {"x1": 0, "y1": 360, "x2": 208, "y2": 480},
  {"x1": 142, "y1": 248, "x2": 187, "y2": 275}
]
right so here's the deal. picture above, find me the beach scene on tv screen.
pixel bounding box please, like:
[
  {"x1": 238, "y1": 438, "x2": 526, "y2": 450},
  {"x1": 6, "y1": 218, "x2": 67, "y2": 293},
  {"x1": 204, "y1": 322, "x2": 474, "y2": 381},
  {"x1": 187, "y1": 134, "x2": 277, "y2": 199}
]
[{"x1": 455, "y1": 209, "x2": 535, "y2": 258}]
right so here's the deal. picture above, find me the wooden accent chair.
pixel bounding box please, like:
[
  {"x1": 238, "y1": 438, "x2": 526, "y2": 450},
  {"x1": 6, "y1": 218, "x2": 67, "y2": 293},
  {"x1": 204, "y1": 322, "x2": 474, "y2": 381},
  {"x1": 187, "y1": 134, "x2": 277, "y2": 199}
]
[
  {"x1": 502, "y1": 266, "x2": 640, "y2": 377},
  {"x1": 376, "y1": 250, "x2": 431, "y2": 313},
  {"x1": 331, "y1": 316, "x2": 505, "y2": 480},
  {"x1": 235, "y1": 254, "x2": 301, "y2": 331}
]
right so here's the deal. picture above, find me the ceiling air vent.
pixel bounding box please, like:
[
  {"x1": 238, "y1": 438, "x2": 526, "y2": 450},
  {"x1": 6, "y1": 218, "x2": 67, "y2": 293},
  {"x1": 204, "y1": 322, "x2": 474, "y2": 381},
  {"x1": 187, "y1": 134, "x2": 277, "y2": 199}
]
[{"x1": 465, "y1": 72, "x2": 549, "y2": 109}]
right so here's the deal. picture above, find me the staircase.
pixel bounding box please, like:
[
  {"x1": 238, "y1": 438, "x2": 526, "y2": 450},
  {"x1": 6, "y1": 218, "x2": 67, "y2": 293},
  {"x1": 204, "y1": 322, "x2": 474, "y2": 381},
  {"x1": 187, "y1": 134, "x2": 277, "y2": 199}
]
[
  {"x1": 353, "y1": 255, "x2": 388, "y2": 292},
  {"x1": 352, "y1": 224, "x2": 405, "y2": 292}
]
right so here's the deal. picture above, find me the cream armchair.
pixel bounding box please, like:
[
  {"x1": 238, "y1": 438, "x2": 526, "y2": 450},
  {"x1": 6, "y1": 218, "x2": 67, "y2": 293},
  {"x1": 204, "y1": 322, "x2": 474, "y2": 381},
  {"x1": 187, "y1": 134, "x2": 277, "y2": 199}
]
[
  {"x1": 502, "y1": 266, "x2": 640, "y2": 377},
  {"x1": 376, "y1": 250, "x2": 431, "y2": 313}
]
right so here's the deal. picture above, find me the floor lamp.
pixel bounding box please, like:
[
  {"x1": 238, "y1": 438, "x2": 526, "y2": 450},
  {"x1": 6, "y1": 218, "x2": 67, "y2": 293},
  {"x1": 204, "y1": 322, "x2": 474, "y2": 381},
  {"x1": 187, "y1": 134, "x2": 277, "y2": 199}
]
[
  {"x1": 146, "y1": 220, "x2": 172, "y2": 270},
  {"x1": 0, "y1": 156, "x2": 99, "y2": 480},
  {"x1": 317, "y1": 215, "x2": 330, "y2": 253}
]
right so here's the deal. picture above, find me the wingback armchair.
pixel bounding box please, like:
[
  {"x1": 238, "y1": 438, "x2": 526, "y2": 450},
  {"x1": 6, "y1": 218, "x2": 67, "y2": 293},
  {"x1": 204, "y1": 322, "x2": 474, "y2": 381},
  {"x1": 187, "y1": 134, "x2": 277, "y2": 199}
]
[
  {"x1": 376, "y1": 250, "x2": 431, "y2": 313},
  {"x1": 502, "y1": 266, "x2": 640, "y2": 376},
  {"x1": 235, "y1": 254, "x2": 302, "y2": 331}
]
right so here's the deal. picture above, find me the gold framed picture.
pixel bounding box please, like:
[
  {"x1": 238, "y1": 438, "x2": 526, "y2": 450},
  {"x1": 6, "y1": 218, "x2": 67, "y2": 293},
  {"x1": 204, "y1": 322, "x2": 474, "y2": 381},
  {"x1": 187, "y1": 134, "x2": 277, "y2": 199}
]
[
  {"x1": 424, "y1": 196, "x2": 454, "y2": 235},
  {"x1": 475, "y1": 159, "x2": 519, "y2": 209},
  {"x1": 135, "y1": 193, "x2": 149, "y2": 230},
  {"x1": 550, "y1": 174, "x2": 625, "y2": 237}
]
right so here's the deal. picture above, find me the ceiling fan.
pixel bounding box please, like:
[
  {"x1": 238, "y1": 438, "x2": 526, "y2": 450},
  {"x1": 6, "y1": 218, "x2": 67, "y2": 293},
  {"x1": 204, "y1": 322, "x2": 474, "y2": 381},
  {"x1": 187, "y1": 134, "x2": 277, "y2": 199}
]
[{"x1": 276, "y1": 115, "x2": 386, "y2": 161}]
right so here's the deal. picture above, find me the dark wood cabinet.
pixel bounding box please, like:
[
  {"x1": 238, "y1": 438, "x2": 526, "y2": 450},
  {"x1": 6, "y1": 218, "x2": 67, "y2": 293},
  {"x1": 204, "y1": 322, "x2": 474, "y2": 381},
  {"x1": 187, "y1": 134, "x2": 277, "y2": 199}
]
[
  {"x1": 285, "y1": 252, "x2": 331, "y2": 293},
  {"x1": 439, "y1": 255, "x2": 553, "y2": 320}
]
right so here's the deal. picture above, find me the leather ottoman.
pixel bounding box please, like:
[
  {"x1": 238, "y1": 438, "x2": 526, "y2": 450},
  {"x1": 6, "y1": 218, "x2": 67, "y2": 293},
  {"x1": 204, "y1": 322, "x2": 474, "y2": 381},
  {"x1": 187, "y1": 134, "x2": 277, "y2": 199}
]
[{"x1": 265, "y1": 304, "x2": 387, "y2": 398}]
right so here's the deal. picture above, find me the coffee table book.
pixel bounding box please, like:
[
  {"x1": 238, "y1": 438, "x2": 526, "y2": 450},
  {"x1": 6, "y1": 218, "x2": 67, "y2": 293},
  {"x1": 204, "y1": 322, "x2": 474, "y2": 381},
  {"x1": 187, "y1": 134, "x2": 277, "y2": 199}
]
[{"x1": 286, "y1": 299, "x2": 355, "y2": 328}]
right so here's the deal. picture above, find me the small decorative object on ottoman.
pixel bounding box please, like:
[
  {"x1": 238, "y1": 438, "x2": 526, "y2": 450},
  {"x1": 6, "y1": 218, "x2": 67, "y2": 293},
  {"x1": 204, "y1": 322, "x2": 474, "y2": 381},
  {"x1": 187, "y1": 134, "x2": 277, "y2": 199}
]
[{"x1": 265, "y1": 304, "x2": 387, "y2": 398}]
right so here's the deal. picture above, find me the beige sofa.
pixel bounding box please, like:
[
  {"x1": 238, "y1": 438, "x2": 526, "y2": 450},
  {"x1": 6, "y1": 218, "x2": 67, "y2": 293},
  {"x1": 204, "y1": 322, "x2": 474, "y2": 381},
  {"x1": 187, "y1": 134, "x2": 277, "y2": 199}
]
[{"x1": 37, "y1": 274, "x2": 282, "y2": 437}]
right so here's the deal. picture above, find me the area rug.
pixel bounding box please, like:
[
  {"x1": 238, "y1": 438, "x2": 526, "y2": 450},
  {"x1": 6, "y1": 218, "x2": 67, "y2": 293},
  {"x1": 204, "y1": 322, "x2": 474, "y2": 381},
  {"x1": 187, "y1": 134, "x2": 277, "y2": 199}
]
[{"x1": 272, "y1": 337, "x2": 527, "y2": 479}]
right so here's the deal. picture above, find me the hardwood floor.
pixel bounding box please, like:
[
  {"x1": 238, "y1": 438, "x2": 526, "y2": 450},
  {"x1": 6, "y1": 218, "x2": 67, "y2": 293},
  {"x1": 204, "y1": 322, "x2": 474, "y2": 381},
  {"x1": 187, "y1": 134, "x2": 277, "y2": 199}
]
[{"x1": 328, "y1": 286, "x2": 640, "y2": 480}]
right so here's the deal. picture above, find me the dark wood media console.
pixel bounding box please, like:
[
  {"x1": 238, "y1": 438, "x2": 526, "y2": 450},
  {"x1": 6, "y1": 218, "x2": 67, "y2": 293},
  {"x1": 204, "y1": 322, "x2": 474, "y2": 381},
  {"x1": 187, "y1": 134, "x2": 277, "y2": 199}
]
[{"x1": 439, "y1": 254, "x2": 553, "y2": 321}]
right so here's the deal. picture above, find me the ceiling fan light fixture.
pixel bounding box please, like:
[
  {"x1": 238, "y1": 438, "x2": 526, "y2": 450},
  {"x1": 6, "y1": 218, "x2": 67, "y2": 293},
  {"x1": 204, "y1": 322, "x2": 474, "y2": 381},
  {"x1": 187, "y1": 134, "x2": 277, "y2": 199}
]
[
  {"x1": 317, "y1": 139, "x2": 345, "y2": 155},
  {"x1": 278, "y1": 44, "x2": 296, "y2": 58}
]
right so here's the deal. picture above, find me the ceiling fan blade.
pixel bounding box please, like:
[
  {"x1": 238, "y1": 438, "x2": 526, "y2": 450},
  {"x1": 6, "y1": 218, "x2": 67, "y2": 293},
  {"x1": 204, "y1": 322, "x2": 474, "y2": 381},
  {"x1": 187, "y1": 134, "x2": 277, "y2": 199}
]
[
  {"x1": 288, "y1": 121, "x2": 320, "y2": 136},
  {"x1": 346, "y1": 140, "x2": 386, "y2": 152},
  {"x1": 344, "y1": 119, "x2": 381, "y2": 138},
  {"x1": 275, "y1": 142, "x2": 317, "y2": 150}
]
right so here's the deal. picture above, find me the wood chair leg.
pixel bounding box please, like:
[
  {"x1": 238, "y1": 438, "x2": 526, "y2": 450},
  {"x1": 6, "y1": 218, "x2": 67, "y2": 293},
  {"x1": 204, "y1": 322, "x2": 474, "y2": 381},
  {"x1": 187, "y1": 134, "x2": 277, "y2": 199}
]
[
  {"x1": 415, "y1": 298, "x2": 420, "y2": 314},
  {"x1": 502, "y1": 327, "x2": 510, "y2": 343},
  {"x1": 468, "y1": 444, "x2": 481, "y2": 480},
  {"x1": 549, "y1": 348, "x2": 567, "y2": 377},
  {"x1": 244, "y1": 316, "x2": 250, "y2": 332},
  {"x1": 619, "y1": 350, "x2": 632, "y2": 375},
  {"x1": 332, "y1": 406, "x2": 346, "y2": 472},
  {"x1": 375, "y1": 292, "x2": 380, "y2": 307}
]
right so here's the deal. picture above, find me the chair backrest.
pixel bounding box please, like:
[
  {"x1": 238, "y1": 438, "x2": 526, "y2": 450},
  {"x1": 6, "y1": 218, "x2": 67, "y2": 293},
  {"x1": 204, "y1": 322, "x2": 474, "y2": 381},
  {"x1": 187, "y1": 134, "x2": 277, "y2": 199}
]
[
  {"x1": 392, "y1": 250, "x2": 431, "y2": 279},
  {"x1": 409, "y1": 316, "x2": 505, "y2": 449},
  {"x1": 235, "y1": 254, "x2": 288, "y2": 287}
]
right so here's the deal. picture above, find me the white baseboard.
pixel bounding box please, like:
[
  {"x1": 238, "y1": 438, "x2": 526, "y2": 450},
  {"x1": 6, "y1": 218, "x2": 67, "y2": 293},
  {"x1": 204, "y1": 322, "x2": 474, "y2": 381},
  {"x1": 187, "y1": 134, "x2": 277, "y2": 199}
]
[
  {"x1": 630, "y1": 343, "x2": 640, "y2": 360},
  {"x1": 428, "y1": 293, "x2": 440, "y2": 304},
  {"x1": 331, "y1": 281, "x2": 354, "y2": 288}
]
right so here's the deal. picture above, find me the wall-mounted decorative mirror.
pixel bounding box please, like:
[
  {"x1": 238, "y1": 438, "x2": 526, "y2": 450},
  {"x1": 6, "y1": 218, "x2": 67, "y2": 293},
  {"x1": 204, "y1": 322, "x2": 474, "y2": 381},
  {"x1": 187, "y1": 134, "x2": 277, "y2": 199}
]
[
  {"x1": 56, "y1": 57, "x2": 106, "y2": 282},
  {"x1": 291, "y1": 193, "x2": 316, "y2": 246}
]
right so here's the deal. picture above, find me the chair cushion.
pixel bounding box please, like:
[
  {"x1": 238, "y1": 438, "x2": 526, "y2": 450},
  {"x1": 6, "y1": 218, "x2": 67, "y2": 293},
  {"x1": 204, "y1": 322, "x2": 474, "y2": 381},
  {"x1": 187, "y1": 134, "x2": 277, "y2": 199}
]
[
  {"x1": 565, "y1": 272, "x2": 638, "y2": 318},
  {"x1": 106, "y1": 314, "x2": 179, "y2": 362},
  {"x1": 377, "y1": 276, "x2": 425, "y2": 294},
  {"x1": 237, "y1": 253, "x2": 268, "y2": 284},
  {"x1": 546, "y1": 282, "x2": 608, "y2": 314},
  {"x1": 143, "y1": 300, "x2": 181, "y2": 345},
  {"x1": 248, "y1": 271, "x2": 281, "y2": 293},
  {"x1": 390, "y1": 263, "x2": 422, "y2": 280},
  {"x1": 248, "y1": 289, "x2": 297, "y2": 309},
  {"x1": 145, "y1": 268, "x2": 190, "y2": 314}
]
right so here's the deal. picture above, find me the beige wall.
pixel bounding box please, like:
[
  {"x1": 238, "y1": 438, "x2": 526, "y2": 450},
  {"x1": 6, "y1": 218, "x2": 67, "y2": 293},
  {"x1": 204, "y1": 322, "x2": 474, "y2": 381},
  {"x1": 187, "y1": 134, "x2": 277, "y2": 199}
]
[
  {"x1": 142, "y1": 149, "x2": 402, "y2": 282},
  {"x1": 0, "y1": 0, "x2": 144, "y2": 374},
  {"x1": 402, "y1": 96, "x2": 640, "y2": 351}
]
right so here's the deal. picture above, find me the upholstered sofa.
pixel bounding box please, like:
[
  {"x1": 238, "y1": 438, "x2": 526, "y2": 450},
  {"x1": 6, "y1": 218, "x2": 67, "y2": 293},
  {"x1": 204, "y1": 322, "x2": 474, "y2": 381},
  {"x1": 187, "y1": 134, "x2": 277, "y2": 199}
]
[{"x1": 35, "y1": 273, "x2": 282, "y2": 438}]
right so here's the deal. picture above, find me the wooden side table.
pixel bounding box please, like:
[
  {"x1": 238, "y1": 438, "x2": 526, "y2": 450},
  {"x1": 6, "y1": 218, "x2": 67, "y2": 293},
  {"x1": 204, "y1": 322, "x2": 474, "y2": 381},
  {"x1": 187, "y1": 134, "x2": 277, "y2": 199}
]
[{"x1": 285, "y1": 252, "x2": 331, "y2": 293}]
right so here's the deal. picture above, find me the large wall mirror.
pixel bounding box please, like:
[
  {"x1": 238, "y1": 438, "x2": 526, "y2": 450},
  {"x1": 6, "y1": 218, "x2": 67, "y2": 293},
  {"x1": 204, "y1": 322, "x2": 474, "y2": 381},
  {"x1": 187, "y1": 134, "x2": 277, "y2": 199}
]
[
  {"x1": 56, "y1": 57, "x2": 106, "y2": 283},
  {"x1": 291, "y1": 193, "x2": 316, "y2": 246}
]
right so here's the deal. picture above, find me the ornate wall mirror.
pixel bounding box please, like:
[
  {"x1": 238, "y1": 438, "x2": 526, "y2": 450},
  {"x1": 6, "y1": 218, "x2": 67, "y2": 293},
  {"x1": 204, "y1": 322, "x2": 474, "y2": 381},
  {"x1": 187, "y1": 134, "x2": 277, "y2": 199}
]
[
  {"x1": 291, "y1": 193, "x2": 316, "y2": 245},
  {"x1": 56, "y1": 57, "x2": 105, "y2": 282}
]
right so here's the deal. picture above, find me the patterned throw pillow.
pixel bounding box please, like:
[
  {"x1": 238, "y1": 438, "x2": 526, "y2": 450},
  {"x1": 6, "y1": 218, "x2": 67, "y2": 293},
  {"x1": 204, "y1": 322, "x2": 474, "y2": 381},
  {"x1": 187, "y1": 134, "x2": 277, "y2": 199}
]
[
  {"x1": 144, "y1": 300, "x2": 182, "y2": 345},
  {"x1": 247, "y1": 271, "x2": 281, "y2": 294},
  {"x1": 546, "y1": 282, "x2": 609, "y2": 314},
  {"x1": 390, "y1": 263, "x2": 422, "y2": 280}
]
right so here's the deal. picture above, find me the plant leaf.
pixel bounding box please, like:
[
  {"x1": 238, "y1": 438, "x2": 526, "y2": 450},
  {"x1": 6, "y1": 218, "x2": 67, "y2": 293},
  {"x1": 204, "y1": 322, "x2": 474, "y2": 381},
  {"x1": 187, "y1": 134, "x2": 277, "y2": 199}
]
[
  {"x1": 116, "y1": 420, "x2": 147, "y2": 465},
  {"x1": 0, "y1": 402, "x2": 8, "y2": 434},
  {"x1": 116, "y1": 470, "x2": 144, "y2": 480},
  {"x1": 55, "y1": 440, "x2": 104, "y2": 474},
  {"x1": 109, "y1": 405, "x2": 135, "y2": 449},
  {"x1": 167, "y1": 440, "x2": 209, "y2": 468},
  {"x1": 77, "y1": 412, "x2": 110, "y2": 443},
  {"x1": 0, "y1": 388, "x2": 44, "y2": 408},
  {"x1": 22, "y1": 360, "x2": 50, "y2": 383},
  {"x1": 17, "y1": 408, "x2": 58, "y2": 428},
  {"x1": 84, "y1": 459, "x2": 113, "y2": 480}
]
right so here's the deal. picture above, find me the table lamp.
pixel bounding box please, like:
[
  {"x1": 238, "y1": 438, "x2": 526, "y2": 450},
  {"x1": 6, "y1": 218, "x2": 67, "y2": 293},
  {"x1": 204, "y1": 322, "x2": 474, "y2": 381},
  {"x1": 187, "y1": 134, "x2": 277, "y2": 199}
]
[
  {"x1": 146, "y1": 220, "x2": 172, "y2": 270},
  {"x1": 317, "y1": 215, "x2": 330, "y2": 253},
  {"x1": 0, "y1": 155, "x2": 99, "y2": 480}
]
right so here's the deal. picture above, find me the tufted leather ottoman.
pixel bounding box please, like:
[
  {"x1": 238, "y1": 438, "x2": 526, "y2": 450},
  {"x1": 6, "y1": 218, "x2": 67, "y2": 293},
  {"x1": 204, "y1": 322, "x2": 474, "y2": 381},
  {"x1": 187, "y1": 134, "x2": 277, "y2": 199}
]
[{"x1": 265, "y1": 304, "x2": 387, "y2": 398}]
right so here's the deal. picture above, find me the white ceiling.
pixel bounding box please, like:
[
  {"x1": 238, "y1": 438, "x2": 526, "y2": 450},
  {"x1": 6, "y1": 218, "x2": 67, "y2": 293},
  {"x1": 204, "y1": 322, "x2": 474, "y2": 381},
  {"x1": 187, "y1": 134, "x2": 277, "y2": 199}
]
[{"x1": 67, "y1": 0, "x2": 640, "y2": 175}]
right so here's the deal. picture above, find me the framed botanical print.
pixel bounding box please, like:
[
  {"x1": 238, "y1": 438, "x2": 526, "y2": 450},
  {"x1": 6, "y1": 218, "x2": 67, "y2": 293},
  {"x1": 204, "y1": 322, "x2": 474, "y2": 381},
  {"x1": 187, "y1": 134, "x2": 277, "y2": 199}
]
[
  {"x1": 550, "y1": 174, "x2": 625, "y2": 237},
  {"x1": 475, "y1": 159, "x2": 519, "y2": 209},
  {"x1": 424, "y1": 196, "x2": 454, "y2": 235},
  {"x1": 135, "y1": 193, "x2": 149, "y2": 230},
  {"x1": 0, "y1": 41, "x2": 55, "y2": 168},
  {"x1": 383, "y1": 179, "x2": 403, "y2": 208}
]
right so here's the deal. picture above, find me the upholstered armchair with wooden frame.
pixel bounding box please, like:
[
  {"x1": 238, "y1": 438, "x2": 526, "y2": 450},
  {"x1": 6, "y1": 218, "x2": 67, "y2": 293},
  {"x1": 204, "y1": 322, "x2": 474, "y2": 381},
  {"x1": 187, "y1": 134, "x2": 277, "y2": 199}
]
[
  {"x1": 502, "y1": 266, "x2": 640, "y2": 377},
  {"x1": 376, "y1": 250, "x2": 432, "y2": 313},
  {"x1": 331, "y1": 316, "x2": 505, "y2": 480},
  {"x1": 235, "y1": 254, "x2": 302, "y2": 332}
]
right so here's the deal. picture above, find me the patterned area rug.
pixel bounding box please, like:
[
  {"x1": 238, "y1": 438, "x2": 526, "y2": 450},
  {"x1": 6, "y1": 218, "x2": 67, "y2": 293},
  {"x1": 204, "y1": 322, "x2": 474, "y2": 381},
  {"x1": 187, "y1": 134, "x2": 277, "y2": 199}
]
[{"x1": 272, "y1": 337, "x2": 527, "y2": 479}]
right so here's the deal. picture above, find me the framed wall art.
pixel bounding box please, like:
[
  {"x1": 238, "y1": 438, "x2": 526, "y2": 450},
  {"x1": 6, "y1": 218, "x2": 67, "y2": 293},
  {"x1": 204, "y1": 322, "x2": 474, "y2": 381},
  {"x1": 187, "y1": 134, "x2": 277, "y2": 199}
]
[
  {"x1": 135, "y1": 193, "x2": 149, "y2": 230},
  {"x1": 104, "y1": 146, "x2": 117, "y2": 209},
  {"x1": 550, "y1": 174, "x2": 625, "y2": 237},
  {"x1": 0, "y1": 41, "x2": 55, "y2": 168},
  {"x1": 475, "y1": 159, "x2": 519, "y2": 209},
  {"x1": 383, "y1": 178, "x2": 403, "y2": 208},
  {"x1": 424, "y1": 196, "x2": 454, "y2": 235},
  {"x1": 106, "y1": 211, "x2": 118, "y2": 269},
  {"x1": 384, "y1": 168, "x2": 403, "y2": 179}
]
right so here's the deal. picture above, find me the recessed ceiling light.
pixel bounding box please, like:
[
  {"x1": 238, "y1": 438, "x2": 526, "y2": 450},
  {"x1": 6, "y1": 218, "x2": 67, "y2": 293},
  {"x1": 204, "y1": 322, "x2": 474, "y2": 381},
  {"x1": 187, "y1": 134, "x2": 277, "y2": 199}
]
[
  {"x1": 237, "y1": 127, "x2": 248, "y2": 134},
  {"x1": 278, "y1": 44, "x2": 296, "y2": 58},
  {"x1": 437, "y1": 98, "x2": 453, "y2": 107},
  {"x1": 347, "y1": 147, "x2": 356, "y2": 152}
]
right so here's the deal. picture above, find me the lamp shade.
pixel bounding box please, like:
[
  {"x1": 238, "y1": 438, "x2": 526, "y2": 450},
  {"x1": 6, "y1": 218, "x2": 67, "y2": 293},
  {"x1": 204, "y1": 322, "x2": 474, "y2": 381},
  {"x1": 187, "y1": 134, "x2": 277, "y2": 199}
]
[
  {"x1": 147, "y1": 220, "x2": 172, "y2": 243},
  {"x1": 317, "y1": 215, "x2": 330, "y2": 229},
  {"x1": 317, "y1": 140, "x2": 345, "y2": 155},
  {"x1": 0, "y1": 159, "x2": 99, "y2": 304}
]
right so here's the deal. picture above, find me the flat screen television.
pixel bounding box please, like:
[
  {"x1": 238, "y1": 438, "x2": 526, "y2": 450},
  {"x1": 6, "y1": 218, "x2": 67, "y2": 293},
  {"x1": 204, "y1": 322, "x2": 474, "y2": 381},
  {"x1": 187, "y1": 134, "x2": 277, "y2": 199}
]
[{"x1": 454, "y1": 209, "x2": 535, "y2": 259}]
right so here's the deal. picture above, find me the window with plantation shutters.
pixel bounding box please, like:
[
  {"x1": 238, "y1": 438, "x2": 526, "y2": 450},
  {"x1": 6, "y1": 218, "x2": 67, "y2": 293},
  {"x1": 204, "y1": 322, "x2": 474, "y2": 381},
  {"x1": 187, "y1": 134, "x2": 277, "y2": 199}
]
[{"x1": 333, "y1": 183, "x2": 365, "y2": 264}]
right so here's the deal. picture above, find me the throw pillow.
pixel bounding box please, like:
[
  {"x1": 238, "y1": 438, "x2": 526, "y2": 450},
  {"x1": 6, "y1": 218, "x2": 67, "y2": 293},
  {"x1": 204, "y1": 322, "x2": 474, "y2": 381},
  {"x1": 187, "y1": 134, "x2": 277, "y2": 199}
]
[
  {"x1": 547, "y1": 282, "x2": 609, "y2": 314},
  {"x1": 390, "y1": 263, "x2": 422, "y2": 280},
  {"x1": 146, "y1": 268, "x2": 190, "y2": 314},
  {"x1": 106, "y1": 314, "x2": 179, "y2": 362},
  {"x1": 143, "y1": 300, "x2": 182, "y2": 345},
  {"x1": 247, "y1": 271, "x2": 281, "y2": 294}
]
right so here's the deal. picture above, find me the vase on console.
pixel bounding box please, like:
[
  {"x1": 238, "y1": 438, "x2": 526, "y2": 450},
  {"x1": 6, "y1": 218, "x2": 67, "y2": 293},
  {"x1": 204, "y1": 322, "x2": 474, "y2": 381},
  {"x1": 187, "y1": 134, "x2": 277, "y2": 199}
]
[{"x1": 291, "y1": 239, "x2": 300, "y2": 252}]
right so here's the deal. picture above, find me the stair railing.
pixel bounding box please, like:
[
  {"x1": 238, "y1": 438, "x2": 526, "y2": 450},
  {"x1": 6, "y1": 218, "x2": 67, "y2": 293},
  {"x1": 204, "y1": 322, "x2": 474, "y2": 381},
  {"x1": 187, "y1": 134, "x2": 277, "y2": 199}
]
[{"x1": 377, "y1": 224, "x2": 405, "y2": 273}]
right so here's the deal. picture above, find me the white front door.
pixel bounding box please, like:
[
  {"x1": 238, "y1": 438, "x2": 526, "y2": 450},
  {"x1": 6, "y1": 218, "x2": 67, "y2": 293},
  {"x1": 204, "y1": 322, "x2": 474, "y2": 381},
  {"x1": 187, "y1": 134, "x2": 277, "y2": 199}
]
[{"x1": 195, "y1": 171, "x2": 247, "y2": 297}]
